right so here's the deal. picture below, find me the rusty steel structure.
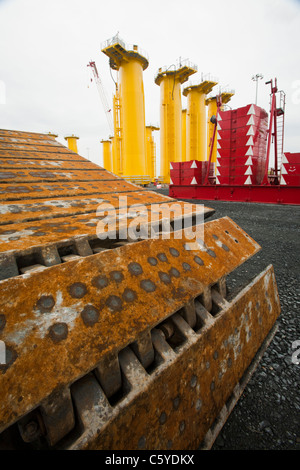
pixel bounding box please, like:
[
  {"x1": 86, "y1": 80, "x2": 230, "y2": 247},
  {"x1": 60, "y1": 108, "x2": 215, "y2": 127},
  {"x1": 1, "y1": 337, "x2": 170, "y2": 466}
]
[{"x1": 0, "y1": 129, "x2": 280, "y2": 450}]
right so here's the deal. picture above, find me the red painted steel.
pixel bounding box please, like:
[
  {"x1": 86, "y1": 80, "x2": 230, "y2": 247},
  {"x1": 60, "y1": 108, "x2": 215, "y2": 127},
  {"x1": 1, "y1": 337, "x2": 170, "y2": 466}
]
[
  {"x1": 217, "y1": 167, "x2": 256, "y2": 178},
  {"x1": 216, "y1": 175, "x2": 253, "y2": 185},
  {"x1": 230, "y1": 115, "x2": 268, "y2": 129},
  {"x1": 282, "y1": 153, "x2": 300, "y2": 165},
  {"x1": 230, "y1": 104, "x2": 268, "y2": 119},
  {"x1": 169, "y1": 184, "x2": 300, "y2": 205},
  {"x1": 170, "y1": 84, "x2": 299, "y2": 204},
  {"x1": 280, "y1": 174, "x2": 300, "y2": 185},
  {"x1": 281, "y1": 163, "x2": 300, "y2": 175},
  {"x1": 217, "y1": 156, "x2": 259, "y2": 166},
  {"x1": 217, "y1": 146, "x2": 262, "y2": 158},
  {"x1": 170, "y1": 162, "x2": 181, "y2": 170}
]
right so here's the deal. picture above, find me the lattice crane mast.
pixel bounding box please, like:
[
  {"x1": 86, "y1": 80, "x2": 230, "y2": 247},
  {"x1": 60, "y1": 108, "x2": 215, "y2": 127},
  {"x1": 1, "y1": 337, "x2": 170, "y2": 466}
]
[{"x1": 87, "y1": 61, "x2": 114, "y2": 135}]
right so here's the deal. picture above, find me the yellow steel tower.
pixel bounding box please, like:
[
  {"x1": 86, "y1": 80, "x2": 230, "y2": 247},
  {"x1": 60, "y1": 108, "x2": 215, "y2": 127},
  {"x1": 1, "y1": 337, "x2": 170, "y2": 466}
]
[
  {"x1": 206, "y1": 90, "x2": 235, "y2": 163},
  {"x1": 155, "y1": 60, "x2": 197, "y2": 183},
  {"x1": 181, "y1": 109, "x2": 187, "y2": 162},
  {"x1": 102, "y1": 36, "x2": 148, "y2": 184},
  {"x1": 47, "y1": 132, "x2": 58, "y2": 139},
  {"x1": 183, "y1": 76, "x2": 218, "y2": 162},
  {"x1": 101, "y1": 139, "x2": 112, "y2": 171},
  {"x1": 145, "y1": 125, "x2": 159, "y2": 180},
  {"x1": 64, "y1": 134, "x2": 79, "y2": 153}
]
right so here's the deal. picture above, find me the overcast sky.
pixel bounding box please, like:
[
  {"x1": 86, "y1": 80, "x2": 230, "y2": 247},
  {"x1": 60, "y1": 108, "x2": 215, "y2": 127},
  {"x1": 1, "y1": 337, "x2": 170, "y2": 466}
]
[{"x1": 0, "y1": 0, "x2": 300, "y2": 171}]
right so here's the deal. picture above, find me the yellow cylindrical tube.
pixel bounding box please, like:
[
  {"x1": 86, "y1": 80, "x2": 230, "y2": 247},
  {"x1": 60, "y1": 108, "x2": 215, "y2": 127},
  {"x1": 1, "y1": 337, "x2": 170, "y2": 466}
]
[
  {"x1": 146, "y1": 125, "x2": 159, "y2": 180},
  {"x1": 101, "y1": 139, "x2": 112, "y2": 171},
  {"x1": 110, "y1": 136, "x2": 116, "y2": 174},
  {"x1": 155, "y1": 62, "x2": 197, "y2": 183},
  {"x1": 181, "y1": 109, "x2": 187, "y2": 162},
  {"x1": 64, "y1": 134, "x2": 79, "y2": 153},
  {"x1": 158, "y1": 75, "x2": 182, "y2": 183},
  {"x1": 185, "y1": 89, "x2": 206, "y2": 161},
  {"x1": 119, "y1": 59, "x2": 146, "y2": 178},
  {"x1": 102, "y1": 39, "x2": 149, "y2": 183},
  {"x1": 183, "y1": 79, "x2": 218, "y2": 163}
]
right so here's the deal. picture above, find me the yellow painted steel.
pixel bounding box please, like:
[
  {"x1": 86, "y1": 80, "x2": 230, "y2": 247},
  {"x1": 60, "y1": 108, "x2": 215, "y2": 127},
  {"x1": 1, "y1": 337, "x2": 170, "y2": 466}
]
[
  {"x1": 183, "y1": 79, "x2": 217, "y2": 162},
  {"x1": 112, "y1": 90, "x2": 123, "y2": 176},
  {"x1": 155, "y1": 62, "x2": 197, "y2": 183},
  {"x1": 101, "y1": 139, "x2": 112, "y2": 171},
  {"x1": 102, "y1": 40, "x2": 148, "y2": 181},
  {"x1": 146, "y1": 125, "x2": 159, "y2": 180},
  {"x1": 181, "y1": 109, "x2": 187, "y2": 162},
  {"x1": 64, "y1": 134, "x2": 79, "y2": 153},
  {"x1": 220, "y1": 90, "x2": 235, "y2": 109},
  {"x1": 47, "y1": 132, "x2": 58, "y2": 139},
  {"x1": 110, "y1": 136, "x2": 116, "y2": 174}
]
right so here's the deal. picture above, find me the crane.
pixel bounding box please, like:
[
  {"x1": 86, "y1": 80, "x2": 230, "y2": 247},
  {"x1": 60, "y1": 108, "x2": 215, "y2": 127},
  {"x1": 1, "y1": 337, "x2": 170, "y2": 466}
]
[{"x1": 87, "y1": 61, "x2": 114, "y2": 135}]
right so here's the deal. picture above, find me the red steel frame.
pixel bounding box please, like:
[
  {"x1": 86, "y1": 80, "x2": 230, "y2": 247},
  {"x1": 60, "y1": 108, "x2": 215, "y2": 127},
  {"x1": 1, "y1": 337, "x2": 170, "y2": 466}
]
[
  {"x1": 170, "y1": 80, "x2": 300, "y2": 205},
  {"x1": 169, "y1": 184, "x2": 300, "y2": 205}
]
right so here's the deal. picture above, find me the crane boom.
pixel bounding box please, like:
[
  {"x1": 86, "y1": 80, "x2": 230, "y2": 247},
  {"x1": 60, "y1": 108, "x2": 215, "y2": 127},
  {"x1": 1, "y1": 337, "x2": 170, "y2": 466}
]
[{"x1": 88, "y1": 61, "x2": 114, "y2": 135}]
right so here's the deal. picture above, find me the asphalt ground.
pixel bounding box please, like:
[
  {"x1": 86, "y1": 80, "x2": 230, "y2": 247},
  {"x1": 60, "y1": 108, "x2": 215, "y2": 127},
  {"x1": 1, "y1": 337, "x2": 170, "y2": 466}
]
[{"x1": 152, "y1": 188, "x2": 300, "y2": 450}]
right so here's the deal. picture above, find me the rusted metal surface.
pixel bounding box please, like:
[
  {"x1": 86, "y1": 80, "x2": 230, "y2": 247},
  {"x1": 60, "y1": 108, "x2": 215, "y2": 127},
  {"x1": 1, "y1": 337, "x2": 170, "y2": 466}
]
[
  {"x1": 0, "y1": 168, "x2": 119, "y2": 182},
  {"x1": 0, "y1": 200, "x2": 211, "y2": 253},
  {"x1": 0, "y1": 150, "x2": 86, "y2": 161},
  {"x1": 0, "y1": 129, "x2": 281, "y2": 450},
  {"x1": 0, "y1": 191, "x2": 177, "y2": 225},
  {"x1": 0, "y1": 158, "x2": 106, "y2": 170},
  {"x1": 0, "y1": 180, "x2": 155, "y2": 201},
  {"x1": 0, "y1": 215, "x2": 262, "y2": 438},
  {"x1": 0, "y1": 129, "x2": 60, "y2": 141},
  {"x1": 0, "y1": 128, "x2": 213, "y2": 255},
  {"x1": 65, "y1": 265, "x2": 280, "y2": 450}
]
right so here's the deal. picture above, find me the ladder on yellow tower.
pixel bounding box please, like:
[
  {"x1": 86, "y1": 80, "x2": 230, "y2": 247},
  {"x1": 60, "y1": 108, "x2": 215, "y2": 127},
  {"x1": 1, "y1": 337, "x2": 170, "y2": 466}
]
[{"x1": 113, "y1": 87, "x2": 123, "y2": 176}]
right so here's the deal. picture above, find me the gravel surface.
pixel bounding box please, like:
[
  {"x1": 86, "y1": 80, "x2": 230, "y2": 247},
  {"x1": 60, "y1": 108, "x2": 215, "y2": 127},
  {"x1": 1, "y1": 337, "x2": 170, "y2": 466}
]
[{"x1": 153, "y1": 189, "x2": 300, "y2": 450}]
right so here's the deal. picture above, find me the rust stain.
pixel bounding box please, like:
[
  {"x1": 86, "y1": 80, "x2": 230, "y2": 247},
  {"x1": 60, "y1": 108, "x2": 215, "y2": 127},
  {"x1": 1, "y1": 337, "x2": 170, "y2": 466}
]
[
  {"x1": 0, "y1": 150, "x2": 86, "y2": 161},
  {"x1": 0, "y1": 216, "x2": 261, "y2": 433},
  {"x1": 0, "y1": 168, "x2": 118, "y2": 182},
  {"x1": 0, "y1": 128, "x2": 281, "y2": 450},
  {"x1": 0, "y1": 200, "x2": 213, "y2": 252},
  {"x1": 0, "y1": 158, "x2": 107, "y2": 171},
  {"x1": 69, "y1": 265, "x2": 280, "y2": 450},
  {"x1": 0, "y1": 180, "x2": 150, "y2": 201}
]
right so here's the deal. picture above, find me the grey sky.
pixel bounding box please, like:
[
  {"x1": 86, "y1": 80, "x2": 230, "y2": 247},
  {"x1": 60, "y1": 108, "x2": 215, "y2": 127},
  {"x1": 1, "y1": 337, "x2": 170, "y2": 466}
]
[{"x1": 0, "y1": 0, "x2": 299, "y2": 170}]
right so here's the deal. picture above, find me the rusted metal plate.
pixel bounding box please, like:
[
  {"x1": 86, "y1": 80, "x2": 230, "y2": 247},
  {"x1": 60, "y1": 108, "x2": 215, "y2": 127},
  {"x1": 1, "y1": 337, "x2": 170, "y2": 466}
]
[
  {"x1": 0, "y1": 129, "x2": 57, "y2": 140},
  {"x1": 0, "y1": 200, "x2": 211, "y2": 253},
  {"x1": 0, "y1": 136, "x2": 64, "y2": 147},
  {"x1": 0, "y1": 168, "x2": 118, "y2": 183},
  {"x1": 0, "y1": 144, "x2": 77, "y2": 153},
  {"x1": 0, "y1": 128, "x2": 281, "y2": 450},
  {"x1": 0, "y1": 216, "x2": 260, "y2": 436},
  {"x1": 0, "y1": 158, "x2": 105, "y2": 171},
  {"x1": 0, "y1": 180, "x2": 149, "y2": 201},
  {"x1": 67, "y1": 265, "x2": 280, "y2": 450},
  {"x1": 0, "y1": 190, "x2": 175, "y2": 223},
  {"x1": 0, "y1": 191, "x2": 177, "y2": 225},
  {"x1": 0, "y1": 150, "x2": 86, "y2": 161}
]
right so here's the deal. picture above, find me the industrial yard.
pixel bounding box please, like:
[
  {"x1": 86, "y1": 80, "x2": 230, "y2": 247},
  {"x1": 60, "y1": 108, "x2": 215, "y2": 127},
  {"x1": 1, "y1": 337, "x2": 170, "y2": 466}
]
[
  {"x1": 154, "y1": 189, "x2": 300, "y2": 450},
  {"x1": 0, "y1": 0, "x2": 299, "y2": 454}
]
